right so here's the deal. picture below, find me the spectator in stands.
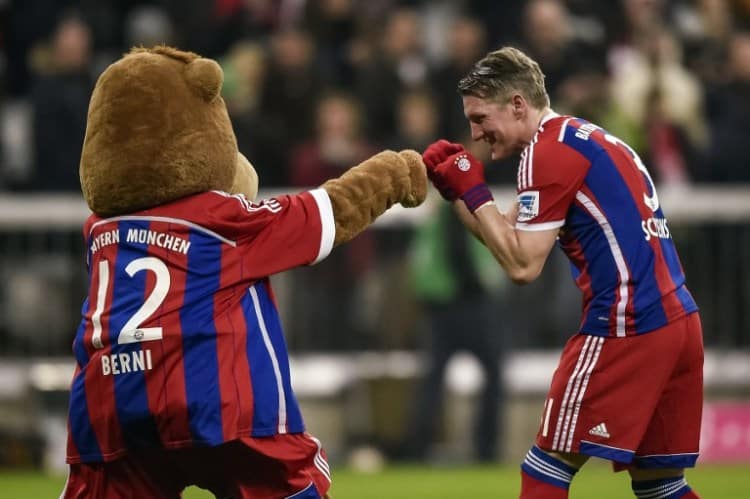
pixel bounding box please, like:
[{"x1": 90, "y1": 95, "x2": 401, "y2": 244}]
[
  {"x1": 730, "y1": 0, "x2": 750, "y2": 28},
  {"x1": 465, "y1": 0, "x2": 526, "y2": 47},
  {"x1": 356, "y1": 7, "x2": 429, "y2": 142},
  {"x1": 520, "y1": 0, "x2": 592, "y2": 103},
  {"x1": 403, "y1": 201, "x2": 507, "y2": 462},
  {"x1": 302, "y1": 0, "x2": 359, "y2": 85},
  {"x1": 554, "y1": 54, "x2": 610, "y2": 125},
  {"x1": 661, "y1": 0, "x2": 729, "y2": 111},
  {"x1": 431, "y1": 15, "x2": 488, "y2": 141},
  {"x1": 258, "y1": 28, "x2": 324, "y2": 185},
  {"x1": 28, "y1": 14, "x2": 93, "y2": 192},
  {"x1": 387, "y1": 88, "x2": 441, "y2": 153},
  {"x1": 609, "y1": 7, "x2": 707, "y2": 185},
  {"x1": 558, "y1": 0, "x2": 620, "y2": 47},
  {"x1": 220, "y1": 40, "x2": 273, "y2": 184},
  {"x1": 289, "y1": 92, "x2": 375, "y2": 187},
  {"x1": 703, "y1": 30, "x2": 750, "y2": 182},
  {"x1": 3, "y1": 0, "x2": 73, "y2": 98},
  {"x1": 160, "y1": 0, "x2": 275, "y2": 58}
]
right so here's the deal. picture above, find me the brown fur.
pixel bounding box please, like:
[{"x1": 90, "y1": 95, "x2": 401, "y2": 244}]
[
  {"x1": 79, "y1": 46, "x2": 239, "y2": 216},
  {"x1": 323, "y1": 149, "x2": 427, "y2": 246},
  {"x1": 79, "y1": 45, "x2": 427, "y2": 249}
]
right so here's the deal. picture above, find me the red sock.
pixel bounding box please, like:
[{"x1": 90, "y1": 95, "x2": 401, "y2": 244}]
[
  {"x1": 680, "y1": 490, "x2": 700, "y2": 499},
  {"x1": 520, "y1": 469, "x2": 569, "y2": 499}
]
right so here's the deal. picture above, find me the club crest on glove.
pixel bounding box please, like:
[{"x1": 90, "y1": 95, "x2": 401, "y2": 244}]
[{"x1": 455, "y1": 154, "x2": 472, "y2": 172}]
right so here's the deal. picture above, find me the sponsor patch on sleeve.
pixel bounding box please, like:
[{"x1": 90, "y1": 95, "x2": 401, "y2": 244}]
[{"x1": 517, "y1": 191, "x2": 540, "y2": 222}]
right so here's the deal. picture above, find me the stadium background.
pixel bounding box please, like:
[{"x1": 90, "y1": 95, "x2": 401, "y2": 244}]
[{"x1": 1, "y1": 0, "x2": 749, "y2": 496}]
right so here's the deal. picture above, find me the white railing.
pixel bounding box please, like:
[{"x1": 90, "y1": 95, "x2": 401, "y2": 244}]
[
  {"x1": 1, "y1": 184, "x2": 750, "y2": 228},
  {"x1": 1, "y1": 349, "x2": 747, "y2": 398}
]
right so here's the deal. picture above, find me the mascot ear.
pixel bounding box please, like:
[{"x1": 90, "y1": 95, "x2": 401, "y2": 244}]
[{"x1": 184, "y1": 58, "x2": 223, "y2": 102}]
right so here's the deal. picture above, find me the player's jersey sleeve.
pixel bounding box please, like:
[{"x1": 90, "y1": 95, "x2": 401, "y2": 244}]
[
  {"x1": 205, "y1": 188, "x2": 335, "y2": 276},
  {"x1": 516, "y1": 139, "x2": 590, "y2": 231}
]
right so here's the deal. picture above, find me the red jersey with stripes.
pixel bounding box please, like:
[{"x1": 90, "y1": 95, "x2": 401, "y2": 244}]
[
  {"x1": 515, "y1": 112, "x2": 697, "y2": 337},
  {"x1": 66, "y1": 189, "x2": 336, "y2": 463}
]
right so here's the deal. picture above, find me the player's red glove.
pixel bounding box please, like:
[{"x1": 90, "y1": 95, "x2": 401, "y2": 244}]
[
  {"x1": 422, "y1": 140, "x2": 465, "y2": 201},
  {"x1": 431, "y1": 148, "x2": 494, "y2": 213}
]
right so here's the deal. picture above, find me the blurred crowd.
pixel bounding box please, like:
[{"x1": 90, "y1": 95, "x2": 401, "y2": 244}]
[{"x1": 2, "y1": 0, "x2": 750, "y2": 192}]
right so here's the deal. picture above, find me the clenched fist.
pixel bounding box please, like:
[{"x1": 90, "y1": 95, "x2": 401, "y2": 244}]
[{"x1": 422, "y1": 140, "x2": 494, "y2": 212}]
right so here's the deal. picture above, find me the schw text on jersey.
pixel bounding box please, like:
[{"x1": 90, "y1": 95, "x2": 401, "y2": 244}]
[{"x1": 642, "y1": 216, "x2": 671, "y2": 241}]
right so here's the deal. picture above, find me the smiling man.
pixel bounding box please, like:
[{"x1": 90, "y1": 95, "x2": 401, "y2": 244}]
[{"x1": 422, "y1": 47, "x2": 703, "y2": 499}]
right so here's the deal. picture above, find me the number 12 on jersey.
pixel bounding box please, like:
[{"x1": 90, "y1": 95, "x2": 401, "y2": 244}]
[{"x1": 91, "y1": 256, "x2": 170, "y2": 349}]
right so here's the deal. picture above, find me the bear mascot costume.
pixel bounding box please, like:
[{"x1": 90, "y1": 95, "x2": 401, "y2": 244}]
[{"x1": 61, "y1": 46, "x2": 426, "y2": 499}]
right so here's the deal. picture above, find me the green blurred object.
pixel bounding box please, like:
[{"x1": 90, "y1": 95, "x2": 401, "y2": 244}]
[
  {"x1": 2, "y1": 462, "x2": 748, "y2": 498},
  {"x1": 409, "y1": 204, "x2": 504, "y2": 302}
]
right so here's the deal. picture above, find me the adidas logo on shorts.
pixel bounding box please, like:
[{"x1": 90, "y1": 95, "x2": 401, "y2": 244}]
[{"x1": 588, "y1": 422, "x2": 610, "y2": 439}]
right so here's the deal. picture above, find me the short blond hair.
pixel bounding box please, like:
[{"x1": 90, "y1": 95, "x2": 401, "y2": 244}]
[{"x1": 457, "y1": 47, "x2": 549, "y2": 108}]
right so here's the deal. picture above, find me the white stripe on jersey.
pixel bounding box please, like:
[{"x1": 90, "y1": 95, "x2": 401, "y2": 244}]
[
  {"x1": 58, "y1": 465, "x2": 71, "y2": 499},
  {"x1": 517, "y1": 132, "x2": 540, "y2": 190},
  {"x1": 90, "y1": 215, "x2": 237, "y2": 247},
  {"x1": 524, "y1": 449, "x2": 574, "y2": 482},
  {"x1": 553, "y1": 335, "x2": 593, "y2": 450},
  {"x1": 540, "y1": 110, "x2": 561, "y2": 128},
  {"x1": 91, "y1": 260, "x2": 109, "y2": 349},
  {"x1": 555, "y1": 336, "x2": 602, "y2": 451},
  {"x1": 634, "y1": 477, "x2": 688, "y2": 499},
  {"x1": 518, "y1": 150, "x2": 527, "y2": 190},
  {"x1": 212, "y1": 190, "x2": 253, "y2": 211},
  {"x1": 576, "y1": 191, "x2": 630, "y2": 337},
  {"x1": 309, "y1": 434, "x2": 332, "y2": 482},
  {"x1": 580, "y1": 440, "x2": 632, "y2": 453},
  {"x1": 516, "y1": 219, "x2": 565, "y2": 231},
  {"x1": 637, "y1": 452, "x2": 699, "y2": 458},
  {"x1": 285, "y1": 483, "x2": 316, "y2": 499},
  {"x1": 542, "y1": 398, "x2": 554, "y2": 438},
  {"x1": 249, "y1": 285, "x2": 288, "y2": 434},
  {"x1": 527, "y1": 132, "x2": 539, "y2": 187},
  {"x1": 213, "y1": 190, "x2": 283, "y2": 213},
  {"x1": 558, "y1": 118, "x2": 572, "y2": 142},
  {"x1": 565, "y1": 337, "x2": 605, "y2": 452},
  {"x1": 309, "y1": 188, "x2": 335, "y2": 265}
]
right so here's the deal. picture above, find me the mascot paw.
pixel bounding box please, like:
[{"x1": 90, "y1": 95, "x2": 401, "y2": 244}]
[{"x1": 397, "y1": 149, "x2": 427, "y2": 208}]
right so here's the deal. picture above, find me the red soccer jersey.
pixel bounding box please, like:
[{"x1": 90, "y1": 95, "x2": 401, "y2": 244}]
[
  {"x1": 67, "y1": 189, "x2": 335, "y2": 463},
  {"x1": 515, "y1": 113, "x2": 697, "y2": 337}
]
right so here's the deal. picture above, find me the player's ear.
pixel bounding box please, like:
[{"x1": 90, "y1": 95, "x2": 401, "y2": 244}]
[{"x1": 511, "y1": 94, "x2": 525, "y2": 119}]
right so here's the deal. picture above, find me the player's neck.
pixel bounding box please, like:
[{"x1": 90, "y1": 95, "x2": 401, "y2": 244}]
[
  {"x1": 522, "y1": 106, "x2": 552, "y2": 143},
  {"x1": 533, "y1": 107, "x2": 554, "y2": 128}
]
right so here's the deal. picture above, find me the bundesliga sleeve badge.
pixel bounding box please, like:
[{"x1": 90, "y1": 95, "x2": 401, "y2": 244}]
[{"x1": 517, "y1": 191, "x2": 540, "y2": 222}]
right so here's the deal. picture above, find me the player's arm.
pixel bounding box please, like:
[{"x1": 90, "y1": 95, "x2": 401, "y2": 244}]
[
  {"x1": 422, "y1": 140, "x2": 563, "y2": 284},
  {"x1": 472, "y1": 203, "x2": 558, "y2": 284},
  {"x1": 453, "y1": 197, "x2": 517, "y2": 243},
  {"x1": 453, "y1": 199, "x2": 555, "y2": 283}
]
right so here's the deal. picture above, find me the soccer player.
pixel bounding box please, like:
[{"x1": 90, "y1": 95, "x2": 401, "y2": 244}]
[{"x1": 422, "y1": 47, "x2": 703, "y2": 499}]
